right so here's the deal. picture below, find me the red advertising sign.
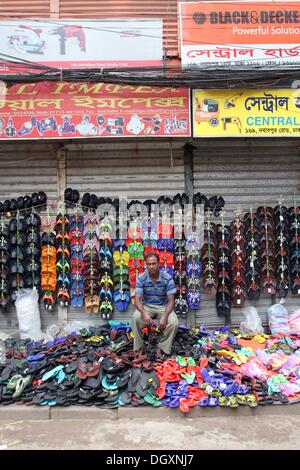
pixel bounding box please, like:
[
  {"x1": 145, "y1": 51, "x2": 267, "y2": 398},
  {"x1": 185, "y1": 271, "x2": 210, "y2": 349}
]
[
  {"x1": 0, "y1": 82, "x2": 191, "y2": 139},
  {"x1": 179, "y1": 1, "x2": 300, "y2": 68},
  {"x1": 0, "y1": 19, "x2": 163, "y2": 73}
]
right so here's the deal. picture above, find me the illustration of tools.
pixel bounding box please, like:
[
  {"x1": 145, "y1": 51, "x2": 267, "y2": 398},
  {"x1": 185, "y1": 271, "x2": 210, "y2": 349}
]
[
  {"x1": 224, "y1": 93, "x2": 243, "y2": 109},
  {"x1": 48, "y1": 25, "x2": 86, "y2": 55},
  {"x1": 221, "y1": 117, "x2": 242, "y2": 134}
]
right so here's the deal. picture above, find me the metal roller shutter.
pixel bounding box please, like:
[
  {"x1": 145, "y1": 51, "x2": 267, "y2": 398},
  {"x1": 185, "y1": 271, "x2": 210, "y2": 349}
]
[
  {"x1": 65, "y1": 140, "x2": 185, "y2": 199},
  {"x1": 65, "y1": 138, "x2": 185, "y2": 324},
  {"x1": 0, "y1": 141, "x2": 58, "y2": 332},
  {"x1": 0, "y1": 0, "x2": 50, "y2": 17},
  {"x1": 193, "y1": 138, "x2": 300, "y2": 327}
]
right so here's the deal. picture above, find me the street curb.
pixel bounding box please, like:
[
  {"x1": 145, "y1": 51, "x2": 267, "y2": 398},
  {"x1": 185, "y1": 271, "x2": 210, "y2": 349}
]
[
  {"x1": 50, "y1": 406, "x2": 118, "y2": 420},
  {"x1": 0, "y1": 405, "x2": 50, "y2": 420},
  {"x1": 1, "y1": 403, "x2": 300, "y2": 420}
]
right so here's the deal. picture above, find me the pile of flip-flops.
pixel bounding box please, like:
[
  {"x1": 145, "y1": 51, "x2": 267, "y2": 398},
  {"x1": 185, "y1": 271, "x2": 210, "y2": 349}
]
[
  {"x1": 141, "y1": 215, "x2": 159, "y2": 263},
  {"x1": 259, "y1": 206, "x2": 276, "y2": 296},
  {"x1": 216, "y1": 212, "x2": 232, "y2": 318},
  {"x1": 186, "y1": 231, "x2": 202, "y2": 310},
  {"x1": 0, "y1": 217, "x2": 10, "y2": 312},
  {"x1": 113, "y1": 239, "x2": 130, "y2": 312},
  {"x1": 158, "y1": 223, "x2": 174, "y2": 277},
  {"x1": 275, "y1": 203, "x2": 290, "y2": 298},
  {"x1": 70, "y1": 213, "x2": 84, "y2": 308},
  {"x1": 201, "y1": 211, "x2": 217, "y2": 297},
  {"x1": 1, "y1": 323, "x2": 300, "y2": 410},
  {"x1": 24, "y1": 213, "x2": 41, "y2": 289},
  {"x1": 9, "y1": 215, "x2": 26, "y2": 303},
  {"x1": 83, "y1": 213, "x2": 100, "y2": 314},
  {"x1": 243, "y1": 210, "x2": 260, "y2": 301},
  {"x1": 0, "y1": 192, "x2": 47, "y2": 219},
  {"x1": 174, "y1": 235, "x2": 188, "y2": 317},
  {"x1": 41, "y1": 211, "x2": 57, "y2": 311},
  {"x1": 193, "y1": 192, "x2": 225, "y2": 217},
  {"x1": 99, "y1": 217, "x2": 114, "y2": 319},
  {"x1": 55, "y1": 213, "x2": 70, "y2": 307},
  {"x1": 289, "y1": 205, "x2": 300, "y2": 296},
  {"x1": 231, "y1": 212, "x2": 246, "y2": 307},
  {"x1": 127, "y1": 226, "x2": 144, "y2": 301}
]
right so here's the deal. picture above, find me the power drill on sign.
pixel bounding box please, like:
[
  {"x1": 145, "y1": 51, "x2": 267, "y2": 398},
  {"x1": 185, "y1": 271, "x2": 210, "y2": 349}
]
[
  {"x1": 221, "y1": 117, "x2": 242, "y2": 134},
  {"x1": 49, "y1": 25, "x2": 86, "y2": 55}
]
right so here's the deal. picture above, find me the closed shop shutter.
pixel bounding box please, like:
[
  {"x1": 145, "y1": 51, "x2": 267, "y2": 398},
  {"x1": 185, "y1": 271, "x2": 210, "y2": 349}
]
[
  {"x1": 0, "y1": 0, "x2": 50, "y2": 17},
  {"x1": 193, "y1": 138, "x2": 300, "y2": 327},
  {"x1": 0, "y1": 141, "x2": 57, "y2": 332},
  {"x1": 65, "y1": 139, "x2": 185, "y2": 199}
]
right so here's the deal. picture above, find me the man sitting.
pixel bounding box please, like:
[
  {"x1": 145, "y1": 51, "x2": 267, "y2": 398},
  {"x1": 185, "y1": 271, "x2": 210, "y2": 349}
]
[{"x1": 131, "y1": 252, "x2": 179, "y2": 359}]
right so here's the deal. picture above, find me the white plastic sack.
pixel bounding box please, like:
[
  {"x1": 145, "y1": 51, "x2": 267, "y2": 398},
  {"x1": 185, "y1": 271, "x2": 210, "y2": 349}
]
[
  {"x1": 240, "y1": 306, "x2": 264, "y2": 336},
  {"x1": 289, "y1": 308, "x2": 300, "y2": 335},
  {"x1": 0, "y1": 340, "x2": 5, "y2": 364},
  {"x1": 43, "y1": 324, "x2": 61, "y2": 342},
  {"x1": 267, "y1": 303, "x2": 290, "y2": 335},
  {"x1": 59, "y1": 320, "x2": 94, "y2": 336},
  {"x1": 15, "y1": 288, "x2": 43, "y2": 341}
]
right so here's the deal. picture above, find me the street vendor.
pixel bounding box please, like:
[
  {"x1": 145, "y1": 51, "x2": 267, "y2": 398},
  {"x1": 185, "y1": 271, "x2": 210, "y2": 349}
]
[{"x1": 131, "y1": 252, "x2": 179, "y2": 359}]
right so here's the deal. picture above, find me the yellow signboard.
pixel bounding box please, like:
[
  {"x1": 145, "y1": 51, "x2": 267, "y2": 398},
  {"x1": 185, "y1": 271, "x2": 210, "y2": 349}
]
[{"x1": 192, "y1": 89, "x2": 300, "y2": 137}]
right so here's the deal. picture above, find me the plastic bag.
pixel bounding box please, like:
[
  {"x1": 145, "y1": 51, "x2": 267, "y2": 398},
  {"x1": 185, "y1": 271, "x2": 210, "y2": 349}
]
[
  {"x1": 240, "y1": 357, "x2": 269, "y2": 380},
  {"x1": 43, "y1": 324, "x2": 61, "y2": 342},
  {"x1": 15, "y1": 288, "x2": 43, "y2": 341},
  {"x1": 289, "y1": 308, "x2": 300, "y2": 335},
  {"x1": 59, "y1": 320, "x2": 94, "y2": 337},
  {"x1": 268, "y1": 303, "x2": 290, "y2": 335},
  {"x1": 240, "y1": 306, "x2": 264, "y2": 336}
]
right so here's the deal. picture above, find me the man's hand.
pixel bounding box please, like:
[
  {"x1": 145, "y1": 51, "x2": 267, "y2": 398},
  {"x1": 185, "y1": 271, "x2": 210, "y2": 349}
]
[
  {"x1": 158, "y1": 316, "x2": 167, "y2": 331},
  {"x1": 142, "y1": 313, "x2": 152, "y2": 327}
]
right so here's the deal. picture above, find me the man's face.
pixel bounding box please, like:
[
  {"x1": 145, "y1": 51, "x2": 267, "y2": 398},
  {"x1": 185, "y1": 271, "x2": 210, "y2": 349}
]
[{"x1": 146, "y1": 256, "x2": 160, "y2": 276}]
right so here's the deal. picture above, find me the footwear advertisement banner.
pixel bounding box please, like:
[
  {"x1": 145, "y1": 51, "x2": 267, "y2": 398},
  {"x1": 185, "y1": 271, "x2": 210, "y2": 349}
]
[
  {"x1": 192, "y1": 89, "x2": 300, "y2": 137},
  {"x1": 179, "y1": 1, "x2": 300, "y2": 68},
  {"x1": 0, "y1": 19, "x2": 162, "y2": 73},
  {"x1": 0, "y1": 81, "x2": 191, "y2": 139}
]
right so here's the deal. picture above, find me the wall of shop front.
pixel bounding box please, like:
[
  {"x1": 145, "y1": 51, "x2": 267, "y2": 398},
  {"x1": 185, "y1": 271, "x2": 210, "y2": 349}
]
[
  {"x1": 1, "y1": 137, "x2": 300, "y2": 332},
  {"x1": 0, "y1": 141, "x2": 58, "y2": 332},
  {"x1": 64, "y1": 139, "x2": 186, "y2": 324},
  {"x1": 0, "y1": 138, "x2": 186, "y2": 332},
  {"x1": 193, "y1": 137, "x2": 300, "y2": 328}
]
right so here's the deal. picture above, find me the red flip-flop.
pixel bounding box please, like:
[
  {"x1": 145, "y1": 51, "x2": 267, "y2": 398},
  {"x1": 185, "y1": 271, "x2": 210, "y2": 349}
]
[{"x1": 179, "y1": 397, "x2": 190, "y2": 414}]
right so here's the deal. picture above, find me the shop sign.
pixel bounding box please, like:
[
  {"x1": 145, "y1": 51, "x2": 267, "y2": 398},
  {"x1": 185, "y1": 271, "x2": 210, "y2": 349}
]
[
  {"x1": 0, "y1": 81, "x2": 191, "y2": 139},
  {"x1": 0, "y1": 19, "x2": 162, "y2": 73},
  {"x1": 192, "y1": 88, "x2": 300, "y2": 137},
  {"x1": 179, "y1": 1, "x2": 300, "y2": 68}
]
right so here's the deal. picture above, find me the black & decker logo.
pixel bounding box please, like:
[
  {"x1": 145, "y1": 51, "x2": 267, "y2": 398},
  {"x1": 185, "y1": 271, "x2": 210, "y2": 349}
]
[{"x1": 192, "y1": 9, "x2": 300, "y2": 25}]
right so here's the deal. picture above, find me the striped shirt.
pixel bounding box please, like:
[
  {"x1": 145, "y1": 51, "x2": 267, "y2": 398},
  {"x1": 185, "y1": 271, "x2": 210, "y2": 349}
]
[{"x1": 135, "y1": 270, "x2": 176, "y2": 306}]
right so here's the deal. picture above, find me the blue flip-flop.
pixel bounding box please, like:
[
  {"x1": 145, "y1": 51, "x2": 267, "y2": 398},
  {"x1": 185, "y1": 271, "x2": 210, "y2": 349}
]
[
  {"x1": 162, "y1": 396, "x2": 180, "y2": 408},
  {"x1": 42, "y1": 365, "x2": 64, "y2": 382},
  {"x1": 102, "y1": 375, "x2": 118, "y2": 390},
  {"x1": 26, "y1": 353, "x2": 45, "y2": 362}
]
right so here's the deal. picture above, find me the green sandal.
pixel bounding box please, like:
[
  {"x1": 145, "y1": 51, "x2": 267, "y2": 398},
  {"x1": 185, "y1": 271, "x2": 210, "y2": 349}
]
[
  {"x1": 245, "y1": 394, "x2": 258, "y2": 408},
  {"x1": 228, "y1": 396, "x2": 239, "y2": 408},
  {"x1": 218, "y1": 396, "x2": 230, "y2": 407},
  {"x1": 236, "y1": 394, "x2": 247, "y2": 406},
  {"x1": 7, "y1": 374, "x2": 23, "y2": 391},
  {"x1": 175, "y1": 356, "x2": 187, "y2": 367},
  {"x1": 12, "y1": 375, "x2": 32, "y2": 399},
  {"x1": 144, "y1": 391, "x2": 162, "y2": 407}
]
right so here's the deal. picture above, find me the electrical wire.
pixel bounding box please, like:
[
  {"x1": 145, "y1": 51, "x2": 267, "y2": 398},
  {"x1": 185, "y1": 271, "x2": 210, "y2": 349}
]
[{"x1": 0, "y1": 15, "x2": 299, "y2": 51}]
